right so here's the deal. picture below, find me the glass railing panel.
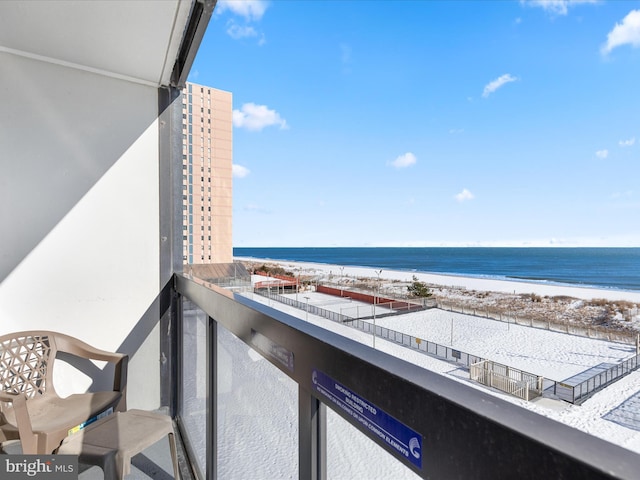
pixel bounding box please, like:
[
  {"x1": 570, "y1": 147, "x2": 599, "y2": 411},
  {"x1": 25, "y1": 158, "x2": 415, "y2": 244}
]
[
  {"x1": 327, "y1": 408, "x2": 421, "y2": 480},
  {"x1": 175, "y1": 275, "x2": 640, "y2": 479},
  {"x1": 217, "y1": 324, "x2": 298, "y2": 479},
  {"x1": 180, "y1": 298, "x2": 208, "y2": 479}
]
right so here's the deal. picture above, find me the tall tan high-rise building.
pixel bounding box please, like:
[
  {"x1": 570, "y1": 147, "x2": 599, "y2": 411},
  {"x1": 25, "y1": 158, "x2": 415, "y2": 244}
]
[{"x1": 182, "y1": 82, "x2": 233, "y2": 264}]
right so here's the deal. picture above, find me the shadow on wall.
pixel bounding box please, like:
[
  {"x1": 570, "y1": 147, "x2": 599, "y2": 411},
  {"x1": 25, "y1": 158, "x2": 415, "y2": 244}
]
[
  {"x1": 0, "y1": 52, "x2": 169, "y2": 284},
  {"x1": 57, "y1": 280, "x2": 174, "y2": 408}
]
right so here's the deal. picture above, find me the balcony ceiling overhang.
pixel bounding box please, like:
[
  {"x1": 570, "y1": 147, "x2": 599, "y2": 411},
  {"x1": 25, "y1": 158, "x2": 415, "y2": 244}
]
[{"x1": 0, "y1": 0, "x2": 208, "y2": 88}]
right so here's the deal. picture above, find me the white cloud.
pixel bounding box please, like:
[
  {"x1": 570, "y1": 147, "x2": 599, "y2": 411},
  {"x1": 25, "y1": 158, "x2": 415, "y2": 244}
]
[
  {"x1": 455, "y1": 188, "x2": 475, "y2": 202},
  {"x1": 482, "y1": 74, "x2": 518, "y2": 98},
  {"x1": 602, "y1": 10, "x2": 640, "y2": 55},
  {"x1": 216, "y1": 0, "x2": 269, "y2": 21},
  {"x1": 233, "y1": 164, "x2": 251, "y2": 178},
  {"x1": 233, "y1": 103, "x2": 288, "y2": 131},
  {"x1": 521, "y1": 0, "x2": 598, "y2": 16},
  {"x1": 595, "y1": 149, "x2": 609, "y2": 159},
  {"x1": 619, "y1": 137, "x2": 636, "y2": 147},
  {"x1": 389, "y1": 152, "x2": 417, "y2": 168},
  {"x1": 227, "y1": 23, "x2": 258, "y2": 40}
]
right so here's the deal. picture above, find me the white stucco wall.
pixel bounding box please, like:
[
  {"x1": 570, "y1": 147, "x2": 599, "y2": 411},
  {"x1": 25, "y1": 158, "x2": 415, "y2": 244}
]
[{"x1": 0, "y1": 52, "x2": 162, "y2": 408}]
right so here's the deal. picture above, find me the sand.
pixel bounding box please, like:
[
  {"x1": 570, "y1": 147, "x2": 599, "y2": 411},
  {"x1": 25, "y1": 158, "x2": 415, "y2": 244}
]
[{"x1": 236, "y1": 256, "x2": 640, "y2": 303}]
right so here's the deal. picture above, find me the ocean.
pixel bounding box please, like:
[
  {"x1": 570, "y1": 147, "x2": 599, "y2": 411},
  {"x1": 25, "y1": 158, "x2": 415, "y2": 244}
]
[{"x1": 234, "y1": 247, "x2": 640, "y2": 292}]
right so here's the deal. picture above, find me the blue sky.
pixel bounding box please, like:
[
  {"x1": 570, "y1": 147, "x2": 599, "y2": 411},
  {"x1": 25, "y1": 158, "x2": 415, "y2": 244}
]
[{"x1": 190, "y1": 0, "x2": 640, "y2": 248}]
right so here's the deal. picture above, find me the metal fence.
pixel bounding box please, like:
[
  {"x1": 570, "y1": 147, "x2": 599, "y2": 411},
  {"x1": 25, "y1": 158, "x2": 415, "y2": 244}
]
[
  {"x1": 349, "y1": 318, "x2": 486, "y2": 368},
  {"x1": 552, "y1": 354, "x2": 640, "y2": 405},
  {"x1": 255, "y1": 289, "x2": 352, "y2": 323},
  {"x1": 254, "y1": 288, "x2": 640, "y2": 405},
  {"x1": 255, "y1": 290, "x2": 485, "y2": 369},
  {"x1": 437, "y1": 302, "x2": 636, "y2": 345}
]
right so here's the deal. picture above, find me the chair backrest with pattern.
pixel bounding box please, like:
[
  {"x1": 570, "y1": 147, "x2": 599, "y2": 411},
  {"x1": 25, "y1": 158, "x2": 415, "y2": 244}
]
[{"x1": 0, "y1": 333, "x2": 55, "y2": 400}]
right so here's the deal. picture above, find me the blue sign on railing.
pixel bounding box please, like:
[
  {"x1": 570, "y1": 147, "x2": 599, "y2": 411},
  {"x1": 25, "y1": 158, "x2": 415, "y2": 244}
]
[{"x1": 312, "y1": 369, "x2": 423, "y2": 469}]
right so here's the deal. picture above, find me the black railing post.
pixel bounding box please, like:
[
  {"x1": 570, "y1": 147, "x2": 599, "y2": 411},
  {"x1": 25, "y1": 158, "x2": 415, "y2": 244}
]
[
  {"x1": 299, "y1": 386, "x2": 327, "y2": 480},
  {"x1": 207, "y1": 316, "x2": 217, "y2": 480}
]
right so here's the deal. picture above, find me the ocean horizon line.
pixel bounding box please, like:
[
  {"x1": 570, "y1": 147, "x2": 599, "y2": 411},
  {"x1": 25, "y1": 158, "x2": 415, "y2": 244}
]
[{"x1": 233, "y1": 247, "x2": 640, "y2": 292}]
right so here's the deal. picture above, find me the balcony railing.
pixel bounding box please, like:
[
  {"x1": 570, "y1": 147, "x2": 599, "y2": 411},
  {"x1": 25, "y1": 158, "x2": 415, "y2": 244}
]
[{"x1": 174, "y1": 273, "x2": 640, "y2": 479}]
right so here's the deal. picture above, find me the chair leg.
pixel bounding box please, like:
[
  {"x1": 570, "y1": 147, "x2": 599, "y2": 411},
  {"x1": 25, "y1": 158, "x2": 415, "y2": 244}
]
[{"x1": 168, "y1": 432, "x2": 180, "y2": 480}]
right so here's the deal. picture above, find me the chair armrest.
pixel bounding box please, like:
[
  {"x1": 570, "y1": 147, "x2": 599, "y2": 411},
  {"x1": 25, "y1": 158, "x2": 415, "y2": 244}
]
[
  {"x1": 54, "y1": 333, "x2": 128, "y2": 396},
  {"x1": 0, "y1": 391, "x2": 37, "y2": 454}
]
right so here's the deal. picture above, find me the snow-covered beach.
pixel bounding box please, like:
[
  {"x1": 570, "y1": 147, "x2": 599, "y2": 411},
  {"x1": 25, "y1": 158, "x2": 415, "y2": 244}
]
[
  {"x1": 228, "y1": 256, "x2": 640, "y2": 472},
  {"x1": 236, "y1": 256, "x2": 640, "y2": 303}
]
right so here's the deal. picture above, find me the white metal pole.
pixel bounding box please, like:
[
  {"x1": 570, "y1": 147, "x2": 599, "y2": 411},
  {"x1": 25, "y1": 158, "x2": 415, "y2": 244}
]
[
  {"x1": 450, "y1": 317, "x2": 454, "y2": 346},
  {"x1": 373, "y1": 269, "x2": 382, "y2": 349}
]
